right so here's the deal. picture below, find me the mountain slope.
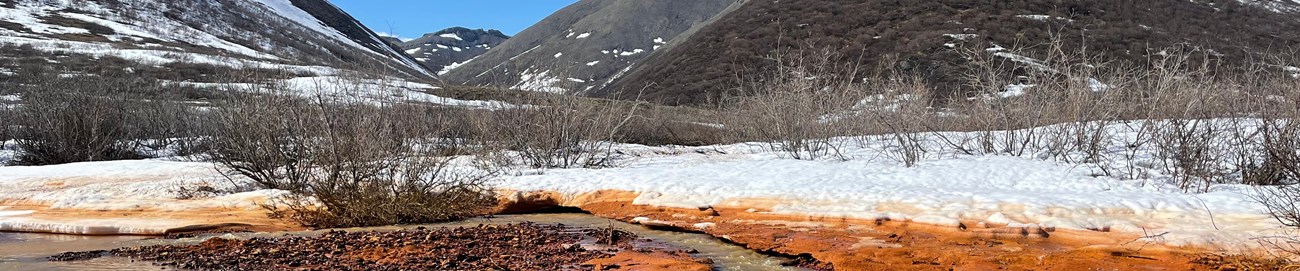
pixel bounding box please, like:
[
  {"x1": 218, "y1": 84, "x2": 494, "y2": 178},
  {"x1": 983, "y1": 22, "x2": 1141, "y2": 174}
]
[
  {"x1": 0, "y1": 0, "x2": 431, "y2": 81},
  {"x1": 397, "y1": 27, "x2": 509, "y2": 75},
  {"x1": 602, "y1": 0, "x2": 1300, "y2": 105},
  {"x1": 442, "y1": 0, "x2": 743, "y2": 94}
]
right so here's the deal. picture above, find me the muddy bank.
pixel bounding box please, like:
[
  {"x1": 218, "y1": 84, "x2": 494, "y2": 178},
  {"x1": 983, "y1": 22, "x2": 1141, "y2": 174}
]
[
  {"x1": 503, "y1": 190, "x2": 1292, "y2": 271},
  {"x1": 50, "y1": 222, "x2": 711, "y2": 271}
]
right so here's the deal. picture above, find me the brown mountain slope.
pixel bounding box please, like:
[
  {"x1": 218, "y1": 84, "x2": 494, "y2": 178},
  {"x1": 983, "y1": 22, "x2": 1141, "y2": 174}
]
[{"x1": 601, "y1": 0, "x2": 1300, "y2": 105}]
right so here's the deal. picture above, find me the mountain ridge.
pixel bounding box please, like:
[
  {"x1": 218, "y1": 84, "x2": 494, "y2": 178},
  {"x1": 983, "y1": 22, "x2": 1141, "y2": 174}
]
[{"x1": 396, "y1": 27, "x2": 510, "y2": 76}]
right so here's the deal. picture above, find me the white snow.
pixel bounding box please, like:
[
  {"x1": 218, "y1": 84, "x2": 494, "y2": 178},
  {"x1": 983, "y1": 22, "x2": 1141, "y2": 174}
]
[
  {"x1": 271, "y1": 76, "x2": 520, "y2": 109},
  {"x1": 439, "y1": 55, "x2": 480, "y2": 76},
  {"x1": 164, "y1": 76, "x2": 519, "y2": 109},
  {"x1": 1088, "y1": 78, "x2": 1110, "y2": 92},
  {"x1": 249, "y1": 0, "x2": 429, "y2": 74},
  {"x1": 586, "y1": 61, "x2": 600, "y2": 66},
  {"x1": 942, "y1": 34, "x2": 978, "y2": 41},
  {"x1": 1235, "y1": 0, "x2": 1300, "y2": 13},
  {"x1": 1286, "y1": 66, "x2": 1299, "y2": 78},
  {"x1": 498, "y1": 120, "x2": 1292, "y2": 251},
  {"x1": 0, "y1": 159, "x2": 288, "y2": 235},
  {"x1": 512, "y1": 69, "x2": 567, "y2": 94},
  {"x1": 554, "y1": 52, "x2": 564, "y2": 58},
  {"x1": 575, "y1": 32, "x2": 591, "y2": 39},
  {"x1": 1015, "y1": 14, "x2": 1074, "y2": 22},
  {"x1": 405, "y1": 48, "x2": 422, "y2": 54},
  {"x1": 0, "y1": 210, "x2": 34, "y2": 217},
  {"x1": 988, "y1": 46, "x2": 1057, "y2": 73},
  {"x1": 0, "y1": 35, "x2": 335, "y2": 75},
  {"x1": 1001, "y1": 84, "x2": 1034, "y2": 98},
  {"x1": 1, "y1": 116, "x2": 1292, "y2": 251},
  {"x1": 618, "y1": 49, "x2": 646, "y2": 56},
  {"x1": 439, "y1": 33, "x2": 463, "y2": 41}
]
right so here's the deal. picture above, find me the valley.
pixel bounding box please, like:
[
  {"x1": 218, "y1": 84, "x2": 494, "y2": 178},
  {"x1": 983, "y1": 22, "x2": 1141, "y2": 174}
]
[{"x1": 2, "y1": 0, "x2": 1300, "y2": 270}]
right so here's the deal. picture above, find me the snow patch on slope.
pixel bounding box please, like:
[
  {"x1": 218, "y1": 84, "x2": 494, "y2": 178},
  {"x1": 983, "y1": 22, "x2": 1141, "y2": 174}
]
[{"x1": 513, "y1": 68, "x2": 567, "y2": 94}]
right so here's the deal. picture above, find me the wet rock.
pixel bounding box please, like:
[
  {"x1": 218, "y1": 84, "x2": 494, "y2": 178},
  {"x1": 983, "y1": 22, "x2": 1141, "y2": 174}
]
[{"x1": 49, "y1": 223, "x2": 702, "y2": 271}]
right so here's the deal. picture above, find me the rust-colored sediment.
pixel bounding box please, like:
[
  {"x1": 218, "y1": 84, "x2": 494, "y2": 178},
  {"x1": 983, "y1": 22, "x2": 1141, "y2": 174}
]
[
  {"x1": 583, "y1": 251, "x2": 713, "y2": 271},
  {"x1": 501, "y1": 190, "x2": 1289, "y2": 271},
  {"x1": 6, "y1": 190, "x2": 1290, "y2": 270},
  {"x1": 1, "y1": 202, "x2": 302, "y2": 234}
]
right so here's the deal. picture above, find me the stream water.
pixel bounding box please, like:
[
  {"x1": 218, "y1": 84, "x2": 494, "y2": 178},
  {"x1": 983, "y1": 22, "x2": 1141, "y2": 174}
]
[{"x1": 0, "y1": 213, "x2": 805, "y2": 271}]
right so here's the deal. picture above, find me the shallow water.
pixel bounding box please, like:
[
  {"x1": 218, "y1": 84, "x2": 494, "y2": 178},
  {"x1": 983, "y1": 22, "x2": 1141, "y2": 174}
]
[{"x1": 0, "y1": 213, "x2": 804, "y2": 271}]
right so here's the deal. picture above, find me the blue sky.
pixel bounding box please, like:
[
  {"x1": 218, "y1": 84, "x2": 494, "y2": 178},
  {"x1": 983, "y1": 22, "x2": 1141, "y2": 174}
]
[{"x1": 331, "y1": 0, "x2": 577, "y2": 40}]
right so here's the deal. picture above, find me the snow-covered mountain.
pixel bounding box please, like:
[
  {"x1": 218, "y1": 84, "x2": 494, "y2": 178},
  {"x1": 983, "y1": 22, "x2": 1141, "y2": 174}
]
[
  {"x1": 0, "y1": 0, "x2": 431, "y2": 81},
  {"x1": 396, "y1": 27, "x2": 509, "y2": 76},
  {"x1": 441, "y1": 0, "x2": 744, "y2": 94}
]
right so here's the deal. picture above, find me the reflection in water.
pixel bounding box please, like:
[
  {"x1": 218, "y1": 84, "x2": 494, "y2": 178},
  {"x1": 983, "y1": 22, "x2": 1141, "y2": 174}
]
[{"x1": 0, "y1": 213, "x2": 803, "y2": 271}]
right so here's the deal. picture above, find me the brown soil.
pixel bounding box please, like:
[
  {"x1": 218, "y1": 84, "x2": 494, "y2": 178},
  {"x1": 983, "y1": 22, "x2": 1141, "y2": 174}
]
[
  {"x1": 50, "y1": 223, "x2": 712, "y2": 271},
  {"x1": 502, "y1": 190, "x2": 1292, "y2": 271}
]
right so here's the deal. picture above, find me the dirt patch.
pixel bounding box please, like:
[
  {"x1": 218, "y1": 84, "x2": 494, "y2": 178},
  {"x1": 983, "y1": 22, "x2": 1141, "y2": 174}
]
[
  {"x1": 502, "y1": 190, "x2": 1293, "y2": 271},
  {"x1": 50, "y1": 223, "x2": 711, "y2": 271}
]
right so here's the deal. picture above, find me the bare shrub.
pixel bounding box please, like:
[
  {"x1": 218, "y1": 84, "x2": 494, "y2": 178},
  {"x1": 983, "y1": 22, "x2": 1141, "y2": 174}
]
[
  {"x1": 209, "y1": 83, "x2": 497, "y2": 228},
  {"x1": 614, "y1": 106, "x2": 732, "y2": 147},
  {"x1": 472, "y1": 94, "x2": 640, "y2": 169},
  {"x1": 9, "y1": 90, "x2": 143, "y2": 165},
  {"x1": 722, "y1": 51, "x2": 861, "y2": 160},
  {"x1": 861, "y1": 76, "x2": 934, "y2": 167}
]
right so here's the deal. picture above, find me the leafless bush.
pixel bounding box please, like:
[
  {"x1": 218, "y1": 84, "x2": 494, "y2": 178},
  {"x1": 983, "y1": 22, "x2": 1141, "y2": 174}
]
[
  {"x1": 472, "y1": 94, "x2": 640, "y2": 169},
  {"x1": 722, "y1": 51, "x2": 861, "y2": 160},
  {"x1": 861, "y1": 76, "x2": 934, "y2": 167},
  {"x1": 8, "y1": 90, "x2": 140, "y2": 165},
  {"x1": 208, "y1": 83, "x2": 497, "y2": 228}
]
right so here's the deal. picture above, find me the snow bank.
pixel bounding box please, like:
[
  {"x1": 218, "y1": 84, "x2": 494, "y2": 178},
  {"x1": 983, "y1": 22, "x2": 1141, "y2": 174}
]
[
  {"x1": 0, "y1": 159, "x2": 290, "y2": 234},
  {"x1": 0, "y1": 160, "x2": 275, "y2": 210},
  {"x1": 0, "y1": 217, "x2": 197, "y2": 235},
  {"x1": 0, "y1": 119, "x2": 1289, "y2": 250},
  {"x1": 497, "y1": 121, "x2": 1291, "y2": 251}
]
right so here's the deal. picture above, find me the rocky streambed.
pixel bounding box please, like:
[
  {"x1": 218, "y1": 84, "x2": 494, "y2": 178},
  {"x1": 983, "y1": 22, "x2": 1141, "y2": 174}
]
[
  {"x1": 50, "y1": 223, "x2": 708, "y2": 271},
  {"x1": 8, "y1": 214, "x2": 807, "y2": 271}
]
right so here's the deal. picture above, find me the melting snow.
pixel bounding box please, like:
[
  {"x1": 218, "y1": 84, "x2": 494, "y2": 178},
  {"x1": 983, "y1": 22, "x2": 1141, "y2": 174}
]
[
  {"x1": 439, "y1": 55, "x2": 479, "y2": 76},
  {"x1": 439, "y1": 33, "x2": 463, "y2": 40},
  {"x1": 1015, "y1": 14, "x2": 1075, "y2": 22},
  {"x1": 513, "y1": 69, "x2": 567, "y2": 94},
  {"x1": 619, "y1": 49, "x2": 645, "y2": 56},
  {"x1": 942, "y1": 34, "x2": 978, "y2": 41},
  {"x1": 498, "y1": 120, "x2": 1293, "y2": 251},
  {"x1": 1001, "y1": 84, "x2": 1034, "y2": 98},
  {"x1": 0, "y1": 120, "x2": 1292, "y2": 249}
]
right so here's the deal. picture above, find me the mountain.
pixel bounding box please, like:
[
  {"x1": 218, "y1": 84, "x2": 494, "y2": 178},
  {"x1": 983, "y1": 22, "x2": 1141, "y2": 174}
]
[
  {"x1": 600, "y1": 0, "x2": 1300, "y2": 105},
  {"x1": 441, "y1": 0, "x2": 744, "y2": 95},
  {"x1": 0, "y1": 0, "x2": 431, "y2": 83},
  {"x1": 396, "y1": 27, "x2": 509, "y2": 76}
]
